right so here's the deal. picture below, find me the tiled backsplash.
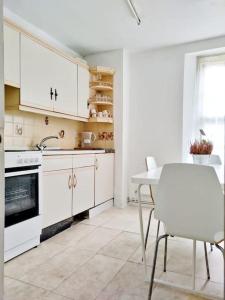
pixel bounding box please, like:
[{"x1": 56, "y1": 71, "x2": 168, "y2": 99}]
[{"x1": 4, "y1": 110, "x2": 85, "y2": 150}]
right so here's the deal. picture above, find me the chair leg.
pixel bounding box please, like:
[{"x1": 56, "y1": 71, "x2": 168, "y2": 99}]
[
  {"x1": 204, "y1": 242, "x2": 210, "y2": 280},
  {"x1": 215, "y1": 244, "x2": 224, "y2": 257},
  {"x1": 148, "y1": 234, "x2": 169, "y2": 300},
  {"x1": 144, "y1": 208, "x2": 154, "y2": 250},
  {"x1": 156, "y1": 220, "x2": 160, "y2": 241},
  {"x1": 163, "y1": 236, "x2": 168, "y2": 272},
  {"x1": 210, "y1": 243, "x2": 213, "y2": 252}
]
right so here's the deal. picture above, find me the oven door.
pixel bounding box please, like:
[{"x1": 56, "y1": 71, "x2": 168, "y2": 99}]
[{"x1": 5, "y1": 167, "x2": 40, "y2": 227}]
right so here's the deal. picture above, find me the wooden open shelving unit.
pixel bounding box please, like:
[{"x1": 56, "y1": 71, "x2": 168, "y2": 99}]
[{"x1": 89, "y1": 66, "x2": 114, "y2": 124}]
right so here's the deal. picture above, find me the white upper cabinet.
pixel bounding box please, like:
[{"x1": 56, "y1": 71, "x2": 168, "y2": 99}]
[
  {"x1": 21, "y1": 34, "x2": 78, "y2": 115},
  {"x1": 20, "y1": 34, "x2": 54, "y2": 111},
  {"x1": 51, "y1": 54, "x2": 78, "y2": 116},
  {"x1": 4, "y1": 25, "x2": 20, "y2": 87},
  {"x1": 77, "y1": 65, "x2": 89, "y2": 118}
]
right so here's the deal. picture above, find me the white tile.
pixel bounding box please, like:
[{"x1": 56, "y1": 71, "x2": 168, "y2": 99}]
[
  {"x1": 5, "y1": 240, "x2": 68, "y2": 280},
  {"x1": 99, "y1": 231, "x2": 140, "y2": 260},
  {"x1": 4, "y1": 122, "x2": 13, "y2": 137},
  {"x1": 76, "y1": 226, "x2": 121, "y2": 252},
  {"x1": 4, "y1": 277, "x2": 46, "y2": 300},
  {"x1": 21, "y1": 247, "x2": 95, "y2": 290},
  {"x1": 55, "y1": 254, "x2": 125, "y2": 300}
]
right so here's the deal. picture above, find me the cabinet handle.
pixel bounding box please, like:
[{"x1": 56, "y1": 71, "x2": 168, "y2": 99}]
[
  {"x1": 68, "y1": 175, "x2": 72, "y2": 189},
  {"x1": 73, "y1": 174, "x2": 77, "y2": 188},
  {"x1": 95, "y1": 158, "x2": 98, "y2": 170},
  {"x1": 54, "y1": 89, "x2": 58, "y2": 101},
  {"x1": 50, "y1": 88, "x2": 54, "y2": 100}
]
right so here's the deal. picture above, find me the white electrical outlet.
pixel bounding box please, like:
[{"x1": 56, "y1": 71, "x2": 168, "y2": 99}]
[{"x1": 15, "y1": 124, "x2": 23, "y2": 136}]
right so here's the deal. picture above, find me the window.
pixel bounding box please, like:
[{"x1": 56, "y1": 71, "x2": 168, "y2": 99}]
[{"x1": 195, "y1": 55, "x2": 225, "y2": 164}]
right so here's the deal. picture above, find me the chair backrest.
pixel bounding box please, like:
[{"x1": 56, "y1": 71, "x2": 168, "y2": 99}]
[
  {"x1": 209, "y1": 154, "x2": 222, "y2": 165},
  {"x1": 145, "y1": 156, "x2": 157, "y2": 171},
  {"x1": 155, "y1": 163, "x2": 224, "y2": 243}
]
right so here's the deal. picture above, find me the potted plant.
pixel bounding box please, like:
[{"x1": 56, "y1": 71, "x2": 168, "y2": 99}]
[{"x1": 190, "y1": 129, "x2": 213, "y2": 165}]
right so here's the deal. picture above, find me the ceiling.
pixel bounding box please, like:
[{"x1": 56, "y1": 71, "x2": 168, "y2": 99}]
[{"x1": 4, "y1": 0, "x2": 225, "y2": 56}]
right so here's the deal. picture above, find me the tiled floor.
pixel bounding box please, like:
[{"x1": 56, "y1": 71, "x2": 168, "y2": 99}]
[{"x1": 4, "y1": 206, "x2": 224, "y2": 300}]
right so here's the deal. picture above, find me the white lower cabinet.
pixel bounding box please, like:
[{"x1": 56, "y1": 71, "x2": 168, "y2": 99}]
[
  {"x1": 95, "y1": 154, "x2": 114, "y2": 206},
  {"x1": 42, "y1": 169, "x2": 73, "y2": 228},
  {"x1": 42, "y1": 153, "x2": 114, "y2": 228},
  {"x1": 72, "y1": 166, "x2": 95, "y2": 215}
]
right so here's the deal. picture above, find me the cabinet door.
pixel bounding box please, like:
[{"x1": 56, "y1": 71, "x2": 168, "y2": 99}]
[
  {"x1": 42, "y1": 169, "x2": 72, "y2": 228},
  {"x1": 77, "y1": 65, "x2": 89, "y2": 118},
  {"x1": 53, "y1": 57, "x2": 77, "y2": 116},
  {"x1": 72, "y1": 166, "x2": 94, "y2": 215},
  {"x1": 4, "y1": 25, "x2": 20, "y2": 87},
  {"x1": 95, "y1": 154, "x2": 114, "y2": 206},
  {"x1": 20, "y1": 34, "x2": 54, "y2": 111}
]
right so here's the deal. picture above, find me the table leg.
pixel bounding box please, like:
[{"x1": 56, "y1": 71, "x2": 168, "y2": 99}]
[
  {"x1": 192, "y1": 240, "x2": 196, "y2": 290},
  {"x1": 138, "y1": 184, "x2": 148, "y2": 280}
]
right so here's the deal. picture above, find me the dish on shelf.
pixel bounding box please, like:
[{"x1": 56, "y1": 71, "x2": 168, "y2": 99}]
[
  {"x1": 90, "y1": 81, "x2": 113, "y2": 88},
  {"x1": 89, "y1": 95, "x2": 113, "y2": 105},
  {"x1": 89, "y1": 117, "x2": 113, "y2": 124}
]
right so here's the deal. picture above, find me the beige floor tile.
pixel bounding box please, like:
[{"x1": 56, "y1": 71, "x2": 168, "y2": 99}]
[
  {"x1": 21, "y1": 247, "x2": 95, "y2": 290},
  {"x1": 76, "y1": 227, "x2": 122, "y2": 252},
  {"x1": 129, "y1": 236, "x2": 224, "y2": 284},
  {"x1": 96, "y1": 261, "x2": 162, "y2": 300},
  {"x1": 82, "y1": 208, "x2": 121, "y2": 226},
  {"x1": 96, "y1": 291, "x2": 145, "y2": 300},
  {"x1": 164, "y1": 239, "x2": 224, "y2": 282},
  {"x1": 152, "y1": 285, "x2": 206, "y2": 300},
  {"x1": 55, "y1": 254, "x2": 125, "y2": 300},
  {"x1": 49, "y1": 223, "x2": 96, "y2": 247},
  {"x1": 159, "y1": 271, "x2": 224, "y2": 298},
  {"x1": 4, "y1": 240, "x2": 67, "y2": 280},
  {"x1": 41, "y1": 292, "x2": 72, "y2": 300},
  {"x1": 4, "y1": 277, "x2": 47, "y2": 300},
  {"x1": 99, "y1": 231, "x2": 140, "y2": 260},
  {"x1": 128, "y1": 235, "x2": 169, "y2": 267}
]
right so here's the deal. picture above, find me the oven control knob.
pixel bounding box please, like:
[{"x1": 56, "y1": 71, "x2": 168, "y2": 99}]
[
  {"x1": 29, "y1": 158, "x2": 34, "y2": 163},
  {"x1": 24, "y1": 158, "x2": 28, "y2": 164}
]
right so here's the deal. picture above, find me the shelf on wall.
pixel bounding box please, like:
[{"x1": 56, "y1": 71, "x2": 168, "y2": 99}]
[
  {"x1": 90, "y1": 85, "x2": 113, "y2": 91},
  {"x1": 89, "y1": 66, "x2": 115, "y2": 76},
  {"x1": 89, "y1": 117, "x2": 113, "y2": 124},
  {"x1": 89, "y1": 100, "x2": 113, "y2": 106}
]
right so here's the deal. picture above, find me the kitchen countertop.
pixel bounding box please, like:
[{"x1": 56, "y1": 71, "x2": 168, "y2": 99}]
[{"x1": 42, "y1": 149, "x2": 106, "y2": 155}]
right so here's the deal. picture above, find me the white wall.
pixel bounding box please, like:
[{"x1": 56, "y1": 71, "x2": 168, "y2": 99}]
[
  {"x1": 0, "y1": 0, "x2": 4, "y2": 296},
  {"x1": 85, "y1": 49, "x2": 130, "y2": 208},
  {"x1": 128, "y1": 36, "x2": 225, "y2": 199}
]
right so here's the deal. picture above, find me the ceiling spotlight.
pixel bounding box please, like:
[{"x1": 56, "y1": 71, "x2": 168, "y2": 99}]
[{"x1": 126, "y1": 0, "x2": 141, "y2": 25}]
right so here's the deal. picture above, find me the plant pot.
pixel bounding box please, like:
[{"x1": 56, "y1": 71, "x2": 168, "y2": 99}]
[{"x1": 192, "y1": 154, "x2": 211, "y2": 165}]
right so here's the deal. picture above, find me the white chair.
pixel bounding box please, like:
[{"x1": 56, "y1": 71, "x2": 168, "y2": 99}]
[
  {"x1": 144, "y1": 157, "x2": 160, "y2": 251},
  {"x1": 148, "y1": 163, "x2": 224, "y2": 300}
]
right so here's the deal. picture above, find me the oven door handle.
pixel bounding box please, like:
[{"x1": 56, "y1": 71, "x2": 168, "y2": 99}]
[{"x1": 5, "y1": 169, "x2": 39, "y2": 177}]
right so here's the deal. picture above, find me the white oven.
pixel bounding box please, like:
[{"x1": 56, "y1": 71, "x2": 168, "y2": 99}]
[{"x1": 4, "y1": 151, "x2": 42, "y2": 261}]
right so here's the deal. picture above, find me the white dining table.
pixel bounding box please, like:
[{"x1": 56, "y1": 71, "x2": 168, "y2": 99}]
[{"x1": 131, "y1": 165, "x2": 224, "y2": 299}]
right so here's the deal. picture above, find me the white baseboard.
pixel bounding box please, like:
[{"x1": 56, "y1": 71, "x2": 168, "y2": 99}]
[{"x1": 89, "y1": 199, "x2": 114, "y2": 218}]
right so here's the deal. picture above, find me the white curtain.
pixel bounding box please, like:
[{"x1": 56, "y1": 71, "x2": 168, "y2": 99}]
[{"x1": 194, "y1": 55, "x2": 225, "y2": 164}]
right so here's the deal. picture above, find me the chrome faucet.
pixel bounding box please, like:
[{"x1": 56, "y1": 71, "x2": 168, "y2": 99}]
[{"x1": 36, "y1": 135, "x2": 59, "y2": 151}]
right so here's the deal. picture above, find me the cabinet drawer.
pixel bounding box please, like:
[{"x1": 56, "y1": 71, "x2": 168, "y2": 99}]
[
  {"x1": 73, "y1": 154, "x2": 95, "y2": 168},
  {"x1": 42, "y1": 156, "x2": 73, "y2": 172}
]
